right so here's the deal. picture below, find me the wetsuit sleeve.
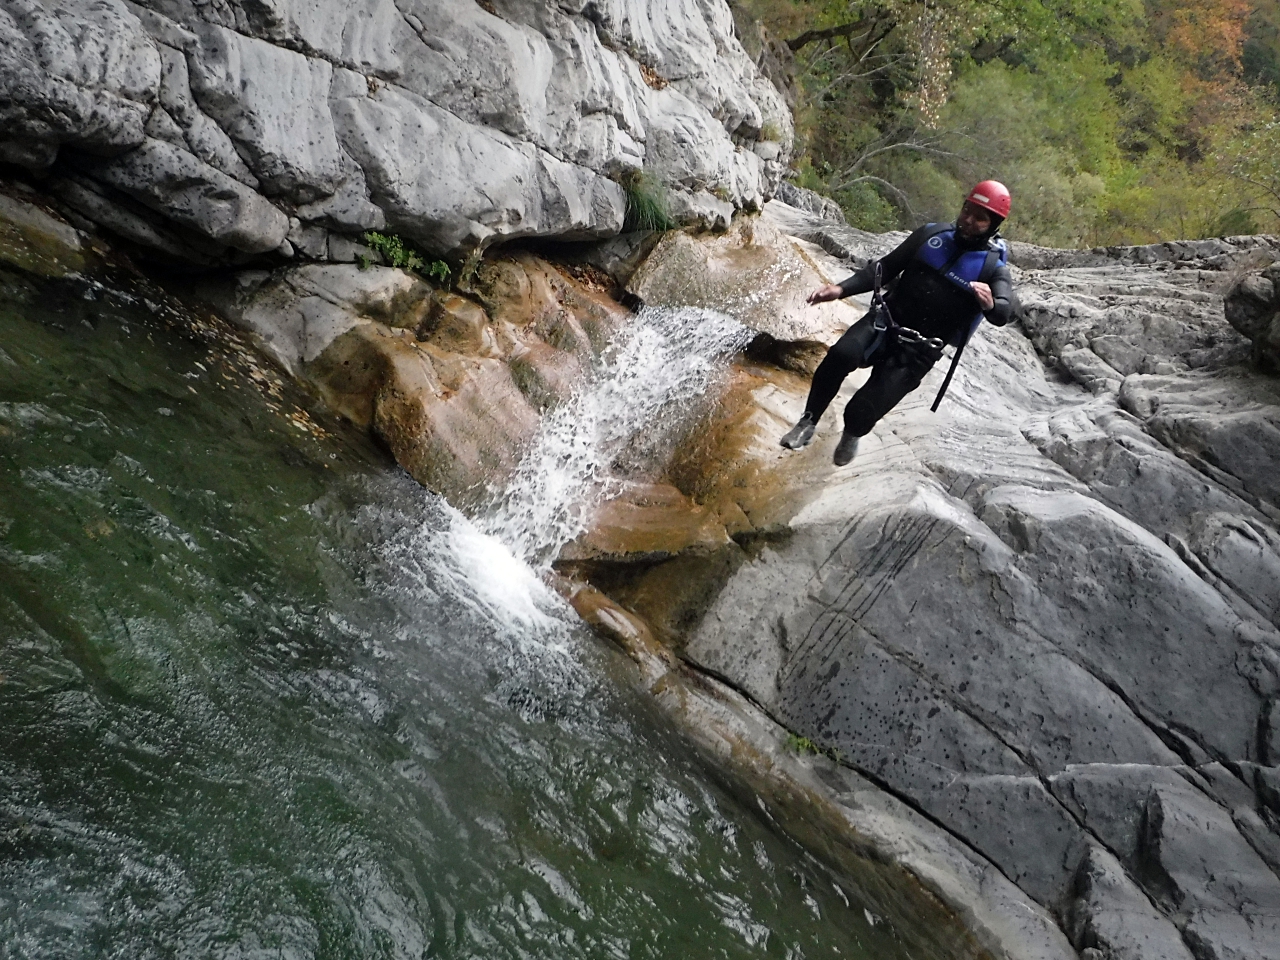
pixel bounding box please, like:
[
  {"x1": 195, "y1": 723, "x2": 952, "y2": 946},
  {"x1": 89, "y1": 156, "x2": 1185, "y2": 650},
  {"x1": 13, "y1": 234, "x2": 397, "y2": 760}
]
[
  {"x1": 835, "y1": 225, "x2": 934, "y2": 298},
  {"x1": 984, "y1": 264, "x2": 1015, "y2": 326}
]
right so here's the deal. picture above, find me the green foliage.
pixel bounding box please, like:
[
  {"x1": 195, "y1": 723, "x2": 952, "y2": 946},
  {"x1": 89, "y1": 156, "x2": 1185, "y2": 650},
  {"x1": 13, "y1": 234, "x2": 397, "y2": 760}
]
[
  {"x1": 457, "y1": 247, "x2": 483, "y2": 290},
  {"x1": 426, "y1": 259, "x2": 451, "y2": 284},
  {"x1": 785, "y1": 732, "x2": 843, "y2": 762},
  {"x1": 925, "y1": 56, "x2": 1120, "y2": 246},
  {"x1": 1218, "y1": 205, "x2": 1260, "y2": 235},
  {"x1": 362, "y1": 231, "x2": 424, "y2": 272},
  {"x1": 361, "y1": 231, "x2": 452, "y2": 283},
  {"x1": 1244, "y1": 1, "x2": 1280, "y2": 90},
  {"x1": 754, "y1": 0, "x2": 1280, "y2": 246},
  {"x1": 837, "y1": 178, "x2": 910, "y2": 231},
  {"x1": 1225, "y1": 115, "x2": 1280, "y2": 218},
  {"x1": 786, "y1": 733, "x2": 820, "y2": 755},
  {"x1": 622, "y1": 171, "x2": 677, "y2": 232}
]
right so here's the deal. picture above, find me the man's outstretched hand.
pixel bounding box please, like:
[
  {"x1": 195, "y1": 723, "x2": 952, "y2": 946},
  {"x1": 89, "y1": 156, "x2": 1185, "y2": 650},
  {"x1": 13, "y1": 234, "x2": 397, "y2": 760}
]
[
  {"x1": 807, "y1": 283, "x2": 843, "y2": 305},
  {"x1": 971, "y1": 281, "x2": 994, "y2": 310}
]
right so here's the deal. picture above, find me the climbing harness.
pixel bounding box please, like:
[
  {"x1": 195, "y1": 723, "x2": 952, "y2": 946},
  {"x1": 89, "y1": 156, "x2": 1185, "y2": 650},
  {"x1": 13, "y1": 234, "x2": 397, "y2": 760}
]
[
  {"x1": 861, "y1": 227, "x2": 1007, "y2": 411},
  {"x1": 865, "y1": 261, "x2": 946, "y2": 369}
]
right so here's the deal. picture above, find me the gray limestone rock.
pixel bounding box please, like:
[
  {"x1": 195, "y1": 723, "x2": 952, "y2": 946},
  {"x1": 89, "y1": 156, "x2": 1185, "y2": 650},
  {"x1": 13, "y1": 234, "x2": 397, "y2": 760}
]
[
  {"x1": 2, "y1": 0, "x2": 792, "y2": 260},
  {"x1": 200, "y1": 263, "x2": 430, "y2": 373},
  {"x1": 0, "y1": 189, "x2": 88, "y2": 276},
  {"x1": 1225, "y1": 263, "x2": 1280, "y2": 370},
  {"x1": 1050, "y1": 764, "x2": 1199, "y2": 865},
  {"x1": 87, "y1": 137, "x2": 289, "y2": 254},
  {"x1": 48, "y1": 171, "x2": 219, "y2": 262},
  {"x1": 1057, "y1": 347, "x2": 1123, "y2": 394},
  {"x1": 332, "y1": 84, "x2": 626, "y2": 252},
  {"x1": 152, "y1": 40, "x2": 259, "y2": 188},
  {"x1": 775, "y1": 182, "x2": 845, "y2": 222},
  {"x1": 1065, "y1": 845, "x2": 1197, "y2": 960},
  {"x1": 1140, "y1": 781, "x2": 1280, "y2": 960},
  {"x1": 0, "y1": 0, "x2": 160, "y2": 168},
  {"x1": 199, "y1": 0, "x2": 406, "y2": 76},
  {"x1": 667, "y1": 206, "x2": 1280, "y2": 959},
  {"x1": 186, "y1": 21, "x2": 345, "y2": 201},
  {"x1": 1117, "y1": 373, "x2": 1280, "y2": 516}
]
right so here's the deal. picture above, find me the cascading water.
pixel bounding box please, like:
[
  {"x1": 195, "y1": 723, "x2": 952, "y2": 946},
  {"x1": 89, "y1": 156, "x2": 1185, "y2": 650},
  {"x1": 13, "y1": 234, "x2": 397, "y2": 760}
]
[
  {"x1": 0, "y1": 267, "x2": 971, "y2": 959},
  {"x1": 482, "y1": 306, "x2": 750, "y2": 567}
]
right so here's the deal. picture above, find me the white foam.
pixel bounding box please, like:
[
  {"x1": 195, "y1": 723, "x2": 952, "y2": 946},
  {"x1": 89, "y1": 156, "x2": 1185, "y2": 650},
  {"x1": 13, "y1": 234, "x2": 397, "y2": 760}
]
[
  {"x1": 483, "y1": 306, "x2": 749, "y2": 567},
  {"x1": 441, "y1": 518, "x2": 565, "y2": 640}
]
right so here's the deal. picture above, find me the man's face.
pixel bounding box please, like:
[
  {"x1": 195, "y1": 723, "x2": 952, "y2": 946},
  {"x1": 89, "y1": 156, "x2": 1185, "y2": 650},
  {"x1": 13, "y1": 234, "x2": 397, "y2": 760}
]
[{"x1": 957, "y1": 201, "x2": 993, "y2": 239}]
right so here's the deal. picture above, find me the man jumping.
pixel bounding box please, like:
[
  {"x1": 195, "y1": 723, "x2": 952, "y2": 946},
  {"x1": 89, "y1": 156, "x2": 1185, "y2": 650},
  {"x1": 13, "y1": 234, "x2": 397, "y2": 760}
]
[{"x1": 780, "y1": 181, "x2": 1016, "y2": 465}]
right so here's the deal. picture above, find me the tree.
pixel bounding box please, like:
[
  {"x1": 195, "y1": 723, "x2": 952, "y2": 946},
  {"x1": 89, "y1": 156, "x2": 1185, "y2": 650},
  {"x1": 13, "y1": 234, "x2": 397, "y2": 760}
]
[{"x1": 741, "y1": 0, "x2": 1275, "y2": 243}]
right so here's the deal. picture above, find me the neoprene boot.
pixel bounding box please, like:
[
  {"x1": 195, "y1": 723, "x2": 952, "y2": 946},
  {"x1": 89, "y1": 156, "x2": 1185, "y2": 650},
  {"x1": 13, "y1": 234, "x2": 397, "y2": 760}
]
[
  {"x1": 780, "y1": 411, "x2": 818, "y2": 449},
  {"x1": 832, "y1": 430, "x2": 860, "y2": 466}
]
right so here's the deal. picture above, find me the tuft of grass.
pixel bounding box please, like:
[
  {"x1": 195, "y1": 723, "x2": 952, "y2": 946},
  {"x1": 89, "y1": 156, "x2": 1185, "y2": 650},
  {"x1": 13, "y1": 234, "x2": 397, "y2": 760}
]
[
  {"x1": 759, "y1": 120, "x2": 782, "y2": 143},
  {"x1": 786, "y1": 732, "x2": 842, "y2": 763},
  {"x1": 786, "y1": 733, "x2": 820, "y2": 755},
  {"x1": 361, "y1": 231, "x2": 451, "y2": 285},
  {"x1": 622, "y1": 171, "x2": 676, "y2": 232}
]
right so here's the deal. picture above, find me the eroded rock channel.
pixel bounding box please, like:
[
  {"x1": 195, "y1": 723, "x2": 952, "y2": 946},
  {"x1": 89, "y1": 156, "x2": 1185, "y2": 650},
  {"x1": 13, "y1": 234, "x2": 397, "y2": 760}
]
[{"x1": 165, "y1": 195, "x2": 1280, "y2": 960}]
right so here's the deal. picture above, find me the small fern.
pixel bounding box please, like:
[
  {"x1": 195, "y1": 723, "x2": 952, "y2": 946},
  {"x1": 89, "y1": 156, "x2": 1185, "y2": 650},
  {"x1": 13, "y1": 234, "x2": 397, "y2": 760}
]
[
  {"x1": 362, "y1": 231, "x2": 423, "y2": 272},
  {"x1": 361, "y1": 231, "x2": 452, "y2": 285},
  {"x1": 786, "y1": 733, "x2": 820, "y2": 755}
]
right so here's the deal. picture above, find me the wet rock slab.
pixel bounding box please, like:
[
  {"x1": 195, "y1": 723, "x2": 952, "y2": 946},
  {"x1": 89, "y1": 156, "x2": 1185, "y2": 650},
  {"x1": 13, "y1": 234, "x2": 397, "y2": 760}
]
[
  {"x1": 580, "y1": 203, "x2": 1280, "y2": 960},
  {"x1": 202, "y1": 251, "x2": 629, "y2": 505}
]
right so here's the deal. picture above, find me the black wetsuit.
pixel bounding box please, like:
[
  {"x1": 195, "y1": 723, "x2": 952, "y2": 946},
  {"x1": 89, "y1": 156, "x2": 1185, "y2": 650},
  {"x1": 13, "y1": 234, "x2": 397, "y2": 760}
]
[{"x1": 804, "y1": 224, "x2": 1015, "y2": 437}]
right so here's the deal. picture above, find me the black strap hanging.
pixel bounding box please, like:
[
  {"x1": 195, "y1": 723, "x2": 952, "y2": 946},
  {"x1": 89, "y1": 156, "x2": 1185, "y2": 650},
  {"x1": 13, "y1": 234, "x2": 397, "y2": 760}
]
[
  {"x1": 930, "y1": 247, "x2": 1001, "y2": 412},
  {"x1": 930, "y1": 339, "x2": 967, "y2": 412},
  {"x1": 864, "y1": 260, "x2": 893, "y2": 362}
]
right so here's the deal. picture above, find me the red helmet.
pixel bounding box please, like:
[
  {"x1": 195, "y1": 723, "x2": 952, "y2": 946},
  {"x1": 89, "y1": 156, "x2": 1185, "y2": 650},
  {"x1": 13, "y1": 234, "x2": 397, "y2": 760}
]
[{"x1": 965, "y1": 180, "x2": 1011, "y2": 219}]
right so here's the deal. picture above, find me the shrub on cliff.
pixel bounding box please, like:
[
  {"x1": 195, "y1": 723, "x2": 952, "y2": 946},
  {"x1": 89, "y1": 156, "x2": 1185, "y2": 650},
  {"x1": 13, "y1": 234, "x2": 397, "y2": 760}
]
[{"x1": 362, "y1": 232, "x2": 451, "y2": 284}]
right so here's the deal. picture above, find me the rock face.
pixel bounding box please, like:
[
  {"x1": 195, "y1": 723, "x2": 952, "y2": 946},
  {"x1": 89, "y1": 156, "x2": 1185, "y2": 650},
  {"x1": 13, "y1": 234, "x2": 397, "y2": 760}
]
[
  {"x1": 0, "y1": 187, "x2": 93, "y2": 277},
  {"x1": 202, "y1": 252, "x2": 629, "y2": 504},
  {"x1": 7, "y1": 152, "x2": 1278, "y2": 954},
  {"x1": 1226, "y1": 262, "x2": 1280, "y2": 371},
  {"x1": 572, "y1": 203, "x2": 1280, "y2": 960},
  {"x1": 775, "y1": 181, "x2": 845, "y2": 223},
  {"x1": 0, "y1": 0, "x2": 791, "y2": 263}
]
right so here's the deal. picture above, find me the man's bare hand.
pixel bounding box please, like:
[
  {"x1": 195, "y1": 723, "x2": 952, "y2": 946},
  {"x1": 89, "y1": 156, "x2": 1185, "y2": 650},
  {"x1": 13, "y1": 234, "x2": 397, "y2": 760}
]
[
  {"x1": 807, "y1": 283, "x2": 843, "y2": 305},
  {"x1": 971, "y1": 281, "x2": 994, "y2": 310}
]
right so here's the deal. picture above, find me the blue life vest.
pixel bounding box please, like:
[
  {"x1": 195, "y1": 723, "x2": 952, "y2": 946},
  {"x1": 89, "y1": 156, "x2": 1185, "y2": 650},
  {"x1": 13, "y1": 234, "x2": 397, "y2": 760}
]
[{"x1": 913, "y1": 226, "x2": 1008, "y2": 346}]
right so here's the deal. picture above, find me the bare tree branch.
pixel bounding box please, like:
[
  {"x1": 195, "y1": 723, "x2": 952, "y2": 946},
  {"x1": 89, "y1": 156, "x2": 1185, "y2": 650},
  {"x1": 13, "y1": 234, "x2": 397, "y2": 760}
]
[
  {"x1": 787, "y1": 18, "x2": 868, "y2": 52},
  {"x1": 830, "y1": 128, "x2": 959, "y2": 182},
  {"x1": 830, "y1": 174, "x2": 922, "y2": 218},
  {"x1": 1231, "y1": 172, "x2": 1280, "y2": 211}
]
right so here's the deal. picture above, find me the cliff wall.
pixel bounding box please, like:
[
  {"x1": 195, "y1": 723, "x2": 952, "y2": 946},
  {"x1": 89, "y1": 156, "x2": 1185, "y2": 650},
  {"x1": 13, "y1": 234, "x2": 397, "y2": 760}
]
[{"x1": 0, "y1": 0, "x2": 790, "y2": 263}]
